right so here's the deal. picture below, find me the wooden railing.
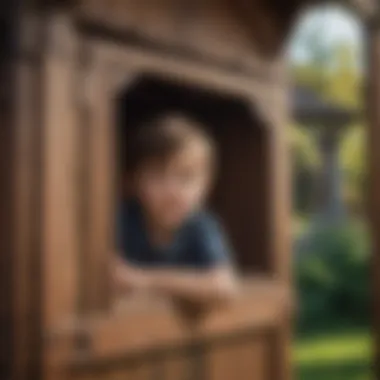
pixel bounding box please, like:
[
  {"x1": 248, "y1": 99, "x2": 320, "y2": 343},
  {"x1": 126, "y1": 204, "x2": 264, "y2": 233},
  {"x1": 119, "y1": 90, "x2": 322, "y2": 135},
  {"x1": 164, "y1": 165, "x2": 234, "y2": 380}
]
[{"x1": 66, "y1": 277, "x2": 292, "y2": 380}]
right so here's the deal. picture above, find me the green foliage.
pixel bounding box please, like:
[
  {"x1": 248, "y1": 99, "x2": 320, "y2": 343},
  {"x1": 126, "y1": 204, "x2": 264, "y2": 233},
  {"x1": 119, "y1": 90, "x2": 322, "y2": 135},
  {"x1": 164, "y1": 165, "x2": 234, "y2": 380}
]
[
  {"x1": 340, "y1": 126, "x2": 367, "y2": 213},
  {"x1": 290, "y1": 125, "x2": 320, "y2": 214},
  {"x1": 292, "y1": 11, "x2": 371, "y2": 380},
  {"x1": 292, "y1": 40, "x2": 361, "y2": 107},
  {"x1": 296, "y1": 222, "x2": 370, "y2": 332},
  {"x1": 326, "y1": 43, "x2": 362, "y2": 109},
  {"x1": 291, "y1": 38, "x2": 365, "y2": 216},
  {"x1": 295, "y1": 329, "x2": 372, "y2": 380},
  {"x1": 290, "y1": 124, "x2": 319, "y2": 168}
]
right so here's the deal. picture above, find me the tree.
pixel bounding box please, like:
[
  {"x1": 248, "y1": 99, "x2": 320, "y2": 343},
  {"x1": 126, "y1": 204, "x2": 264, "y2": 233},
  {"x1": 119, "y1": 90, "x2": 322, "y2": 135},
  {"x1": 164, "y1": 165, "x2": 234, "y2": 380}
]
[{"x1": 291, "y1": 28, "x2": 364, "y2": 218}]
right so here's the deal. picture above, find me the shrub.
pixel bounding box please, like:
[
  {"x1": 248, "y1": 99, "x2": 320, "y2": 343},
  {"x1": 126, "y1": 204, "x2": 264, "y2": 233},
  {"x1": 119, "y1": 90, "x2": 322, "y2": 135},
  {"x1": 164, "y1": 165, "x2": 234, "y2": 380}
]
[{"x1": 295, "y1": 222, "x2": 370, "y2": 332}]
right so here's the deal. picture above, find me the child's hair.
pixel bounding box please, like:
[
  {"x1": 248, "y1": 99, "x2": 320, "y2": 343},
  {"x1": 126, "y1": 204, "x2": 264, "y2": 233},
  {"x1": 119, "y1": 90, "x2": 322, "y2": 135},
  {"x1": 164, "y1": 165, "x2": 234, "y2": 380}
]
[{"x1": 125, "y1": 112, "x2": 216, "y2": 173}]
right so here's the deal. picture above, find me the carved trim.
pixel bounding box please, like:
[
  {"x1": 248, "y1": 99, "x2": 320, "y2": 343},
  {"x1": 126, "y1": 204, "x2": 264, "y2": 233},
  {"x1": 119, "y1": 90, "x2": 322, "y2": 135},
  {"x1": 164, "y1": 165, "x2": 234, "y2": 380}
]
[
  {"x1": 85, "y1": 38, "x2": 283, "y2": 131},
  {"x1": 88, "y1": 39, "x2": 282, "y2": 102},
  {"x1": 46, "y1": 13, "x2": 77, "y2": 59},
  {"x1": 110, "y1": 70, "x2": 139, "y2": 95},
  {"x1": 77, "y1": 20, "x2": 284, "y2": 84},
  {"x1": 13, "y1": 11, "x2": 45, "y2": 64},
  {"x1": 367, "y1": 12, "x2": 380, "y2": 30},
  {"x1": 101, "y1": 62, "x2": 139, "y2": 96},
  {"x1": 18, "y1": 13, "x2": 41, "y2": 56},
  {"x1": 348, "y1": 0, "x2": 379, "y2": 27},
  {"x1": 88, "y1": 44, "x2": 139, "y2": 97}
]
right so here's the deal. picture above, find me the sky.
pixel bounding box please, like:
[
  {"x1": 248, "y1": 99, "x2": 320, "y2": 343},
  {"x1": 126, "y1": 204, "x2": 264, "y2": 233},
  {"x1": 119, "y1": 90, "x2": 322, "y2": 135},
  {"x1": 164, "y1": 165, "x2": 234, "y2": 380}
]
[{"x1": 288, "y1": 4, "x2": 364, "y2": 67}]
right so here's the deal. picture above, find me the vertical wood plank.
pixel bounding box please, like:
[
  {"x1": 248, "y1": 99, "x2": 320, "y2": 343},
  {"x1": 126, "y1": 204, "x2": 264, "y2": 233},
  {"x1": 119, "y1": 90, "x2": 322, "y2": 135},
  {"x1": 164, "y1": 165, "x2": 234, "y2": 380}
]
[
  {"x1": 163, "y1": 354, "x2": 191, "y2": 380},
  {"x1": 80, "y1": 44, "x2": 137, "y2": 312},
  {"x1": 269, "y1": 320, "x2": 293, "y2": 380},
  {"x1": 108, "y1": 367, "x2": 132, "y2": 380},
  {"x1": 104, "y1": 363, "x2": 142, "y2": 380},
  {"x1": 82, "y1": 58, "x2": 115, "y2": 312},
  {"x1": 41, "y1": 14, "x2": 80, "y2": 380},
  {"x1": 42, "y1": 15, "x2": 79, "y2": 331},
  {"x1": 205, "y1": 337, "x2": 267, "y2": 380},
  {"x1": 265, "y1": 73, "x2": 293, "y2": 380},
  {"x1": 133, "y1": 362, "x2": 156, "y2": 380},
  {"x1": 6, "y1": 8, "x2": 48, "y2": 380},
  {"x1": 266, "y1": 78, "x2": 292, "y2": 283},
  {"x1": 12, "y1": 47, "x2": 43, "y2": 380}
]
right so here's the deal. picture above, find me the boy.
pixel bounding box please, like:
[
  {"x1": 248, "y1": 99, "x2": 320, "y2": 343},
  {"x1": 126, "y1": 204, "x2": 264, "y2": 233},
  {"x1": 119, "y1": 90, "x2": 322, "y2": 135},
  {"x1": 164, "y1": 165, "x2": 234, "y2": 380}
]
[{"x1": 114, "y1": 113, "x2": 237, "y2": 306}]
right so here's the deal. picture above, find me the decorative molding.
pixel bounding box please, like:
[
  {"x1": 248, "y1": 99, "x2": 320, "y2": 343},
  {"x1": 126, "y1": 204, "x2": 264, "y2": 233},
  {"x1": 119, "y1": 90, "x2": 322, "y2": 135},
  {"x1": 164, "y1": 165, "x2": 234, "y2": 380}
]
[
  {"x1": 110, "y1": 69, "x2": 139, "y2": 95},
  {"x1": 367, "y1": 12, "x2": 380, "y2": 31},
  {"x1": 46, "y1": 13, "x2": 77, "y2": 60},
  {"x1": 89, "y1": 43, "x2": 139, "y2": 96},
  {"x1": 76, "y1": 11, "x2": 284, "y2": 84},
  {"x1": 18, "y1": 13, "x2": 40, "y2": 56},
  {"x1": 348, "y1": 0, "x2": 379, "y2": 28}
]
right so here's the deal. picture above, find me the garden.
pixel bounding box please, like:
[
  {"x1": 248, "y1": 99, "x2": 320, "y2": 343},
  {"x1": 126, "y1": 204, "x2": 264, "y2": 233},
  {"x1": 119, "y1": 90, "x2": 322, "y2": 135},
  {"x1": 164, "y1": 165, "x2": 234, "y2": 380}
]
[{"x1": 290, "y1": 6, "x2": 371, "y2": 378}]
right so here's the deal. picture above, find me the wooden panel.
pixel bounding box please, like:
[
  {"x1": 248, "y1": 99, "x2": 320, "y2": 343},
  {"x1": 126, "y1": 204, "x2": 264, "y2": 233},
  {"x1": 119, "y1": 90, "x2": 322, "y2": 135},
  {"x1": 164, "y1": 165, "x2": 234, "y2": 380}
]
[
  {"x1": 42, "y1": 16, "x2": 80, "y2": 332},
  {"x1": 108, "y1": 368, "x2": 132, "y2": 380},
  {"x1": 70, "y1": 296, "x2": 188, "y2": 362},
  {"x1": 81, "y1": 38, "x2": 283, "y2": 311},
  {"x1": 72, "y1": 357, "x2": 160, "y2": 380},
  {"x1": 102, "y1": 365, "x2": 142, "y2": 380},
  {"x1": 206, "y1": 338, "x2": 268, "y2": 380},
  {"x1": 266, "y1": 82, "x2": 291, "y2": 282},
  {"x1": 131, "y1": 362, "x2": 156, "y2": 380},
  {"x1": 89, "y1": 39, "x2": 281, "y2": 128},
  {"x1": 209, "y1": 117, "x2": 270, "y2": 272},
  {"x1": 33, "y1": 19, "x2": 292, "y2": 380},
  {"x1": 0, "y1": 82, "x2": 12, "y2": 380},
  {"x1": 82, "y1": 58, "x2": 115, "y2": 312},
  {"x1": 162, "y1": 354, "x2": 191, "y2": 380},
  {"x1": 79, "y1": 0, "x2": 283, "y2": 67},
  {"x1": 70, "y1": 336, "x2": 274, "y2": 380},
  {"x1": 263, "y1": 70, "x2": 292, "y2": 380},
  {"x1": 269, "y1": 319, "x2": 293, "y2": 380},
  {"x1": 41, "y1": 14, "x2": 81, "y2": 380},
  {"x1": 64, "y1": 279, "x2": 290, "y2": 380},
  {"x1": 64, "y1": 279, "x2": 289, "y2": 366},
  {"x1": 11, "y1": 43, "x2": 43, "y2": 380}
]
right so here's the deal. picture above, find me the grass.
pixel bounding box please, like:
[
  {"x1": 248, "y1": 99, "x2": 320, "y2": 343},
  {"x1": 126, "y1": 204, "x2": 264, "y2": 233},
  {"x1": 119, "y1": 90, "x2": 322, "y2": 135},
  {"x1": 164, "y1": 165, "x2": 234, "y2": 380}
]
[{"x1": 294, "y1": 328, "x2": 373, "y2": 380}]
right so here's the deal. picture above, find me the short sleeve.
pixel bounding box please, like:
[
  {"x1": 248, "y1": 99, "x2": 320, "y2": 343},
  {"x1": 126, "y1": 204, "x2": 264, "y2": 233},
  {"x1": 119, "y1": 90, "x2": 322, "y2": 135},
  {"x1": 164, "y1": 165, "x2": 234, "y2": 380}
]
[{"x1": 191, "y1": 213, "x2": 234, "y2": 268}]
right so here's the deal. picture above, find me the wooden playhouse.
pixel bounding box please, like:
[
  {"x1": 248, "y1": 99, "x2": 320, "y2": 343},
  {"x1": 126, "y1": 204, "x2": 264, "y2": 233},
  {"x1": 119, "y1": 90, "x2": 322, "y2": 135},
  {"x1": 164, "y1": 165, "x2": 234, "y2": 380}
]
[{"x1": 1, "y1": 1, "x2": 379, "y2": 379}]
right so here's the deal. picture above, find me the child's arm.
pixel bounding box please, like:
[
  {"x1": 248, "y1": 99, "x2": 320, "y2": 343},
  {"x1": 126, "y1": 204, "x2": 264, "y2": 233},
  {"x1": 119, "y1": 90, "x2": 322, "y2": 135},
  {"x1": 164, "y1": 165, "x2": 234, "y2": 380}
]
[
  {"x1": 113, "y1": 213, "x2": 238, "y2": 305},
  {"x1": 147, "y1": 265, "x2": 237, "y2": 305},
  {"x1": 114, "y1": 259, "x2": 237, "y2": 306}
]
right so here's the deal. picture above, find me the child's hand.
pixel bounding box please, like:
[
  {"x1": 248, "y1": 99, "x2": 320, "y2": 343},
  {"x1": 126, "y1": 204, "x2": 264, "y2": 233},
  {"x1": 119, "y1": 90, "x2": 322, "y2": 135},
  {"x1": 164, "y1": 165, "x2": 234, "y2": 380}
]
[{"x1": 112, "y1": 257, "x2": 151, "y2": 294}]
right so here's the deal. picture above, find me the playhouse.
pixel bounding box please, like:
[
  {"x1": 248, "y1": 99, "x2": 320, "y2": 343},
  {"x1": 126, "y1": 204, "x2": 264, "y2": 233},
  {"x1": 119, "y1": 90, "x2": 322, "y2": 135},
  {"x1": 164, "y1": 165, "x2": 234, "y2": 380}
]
[{"x1": 1, "y1": 1, "x2": 379, "y2": 379}]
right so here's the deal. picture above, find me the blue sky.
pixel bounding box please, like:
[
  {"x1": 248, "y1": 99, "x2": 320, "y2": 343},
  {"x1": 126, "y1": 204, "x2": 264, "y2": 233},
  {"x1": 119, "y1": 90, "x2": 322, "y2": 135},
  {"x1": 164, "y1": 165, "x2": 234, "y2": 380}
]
[{"x1": 288, "y1": 4, "x2": 364, "y2": 66}]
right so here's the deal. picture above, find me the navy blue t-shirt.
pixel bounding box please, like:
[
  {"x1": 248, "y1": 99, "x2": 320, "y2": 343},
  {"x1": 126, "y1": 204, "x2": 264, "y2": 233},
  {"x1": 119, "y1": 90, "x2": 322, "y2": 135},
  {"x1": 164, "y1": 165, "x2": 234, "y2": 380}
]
[{"x1": 116, "y1": 199, "x2": 232, "y2": 269}]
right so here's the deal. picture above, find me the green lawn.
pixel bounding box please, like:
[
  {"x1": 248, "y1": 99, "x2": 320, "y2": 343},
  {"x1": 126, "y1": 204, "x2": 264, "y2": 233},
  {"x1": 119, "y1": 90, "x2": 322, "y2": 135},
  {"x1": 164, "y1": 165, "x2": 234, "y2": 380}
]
[{"x1": 294, "y1": 329, "x2": 373, "y2": 380}]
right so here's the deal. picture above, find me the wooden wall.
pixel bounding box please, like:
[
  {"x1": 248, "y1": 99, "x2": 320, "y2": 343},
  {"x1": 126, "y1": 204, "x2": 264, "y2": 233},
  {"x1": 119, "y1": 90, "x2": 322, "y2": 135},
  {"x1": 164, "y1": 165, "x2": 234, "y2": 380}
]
[
  {"x1": 2, "y1": 4, "x2": 293, "y2": 380},
  {"x1": 78, "y1": 0, "x2": 285, "y2": 66},
  {"x1": 66, "y1": 280, "x2": 291, "y2": 380},
  {"x1": 0, "y1": 3, "x2": 45, "y2": 379}
]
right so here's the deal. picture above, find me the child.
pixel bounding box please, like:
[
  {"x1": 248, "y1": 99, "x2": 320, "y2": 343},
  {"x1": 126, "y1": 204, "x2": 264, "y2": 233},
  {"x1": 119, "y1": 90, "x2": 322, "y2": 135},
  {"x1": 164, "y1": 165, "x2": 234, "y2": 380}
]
[{"x1": 114, "y1": 113, "x2": 237, "y2": 306}]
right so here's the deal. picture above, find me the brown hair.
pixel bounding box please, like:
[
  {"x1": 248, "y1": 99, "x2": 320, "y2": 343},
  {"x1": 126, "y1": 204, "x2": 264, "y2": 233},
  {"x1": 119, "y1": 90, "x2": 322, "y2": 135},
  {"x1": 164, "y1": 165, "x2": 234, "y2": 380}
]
[{"x1": 125, "y1": 113, "x2": 216, "y2": 173}]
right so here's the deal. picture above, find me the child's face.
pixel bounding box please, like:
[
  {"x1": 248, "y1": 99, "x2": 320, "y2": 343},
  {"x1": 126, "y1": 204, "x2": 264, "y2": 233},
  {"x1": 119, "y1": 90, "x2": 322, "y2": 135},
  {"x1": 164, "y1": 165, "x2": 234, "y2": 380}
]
[{"x1": 133, "y1": 142, "x2": 212, "y2": 230}]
